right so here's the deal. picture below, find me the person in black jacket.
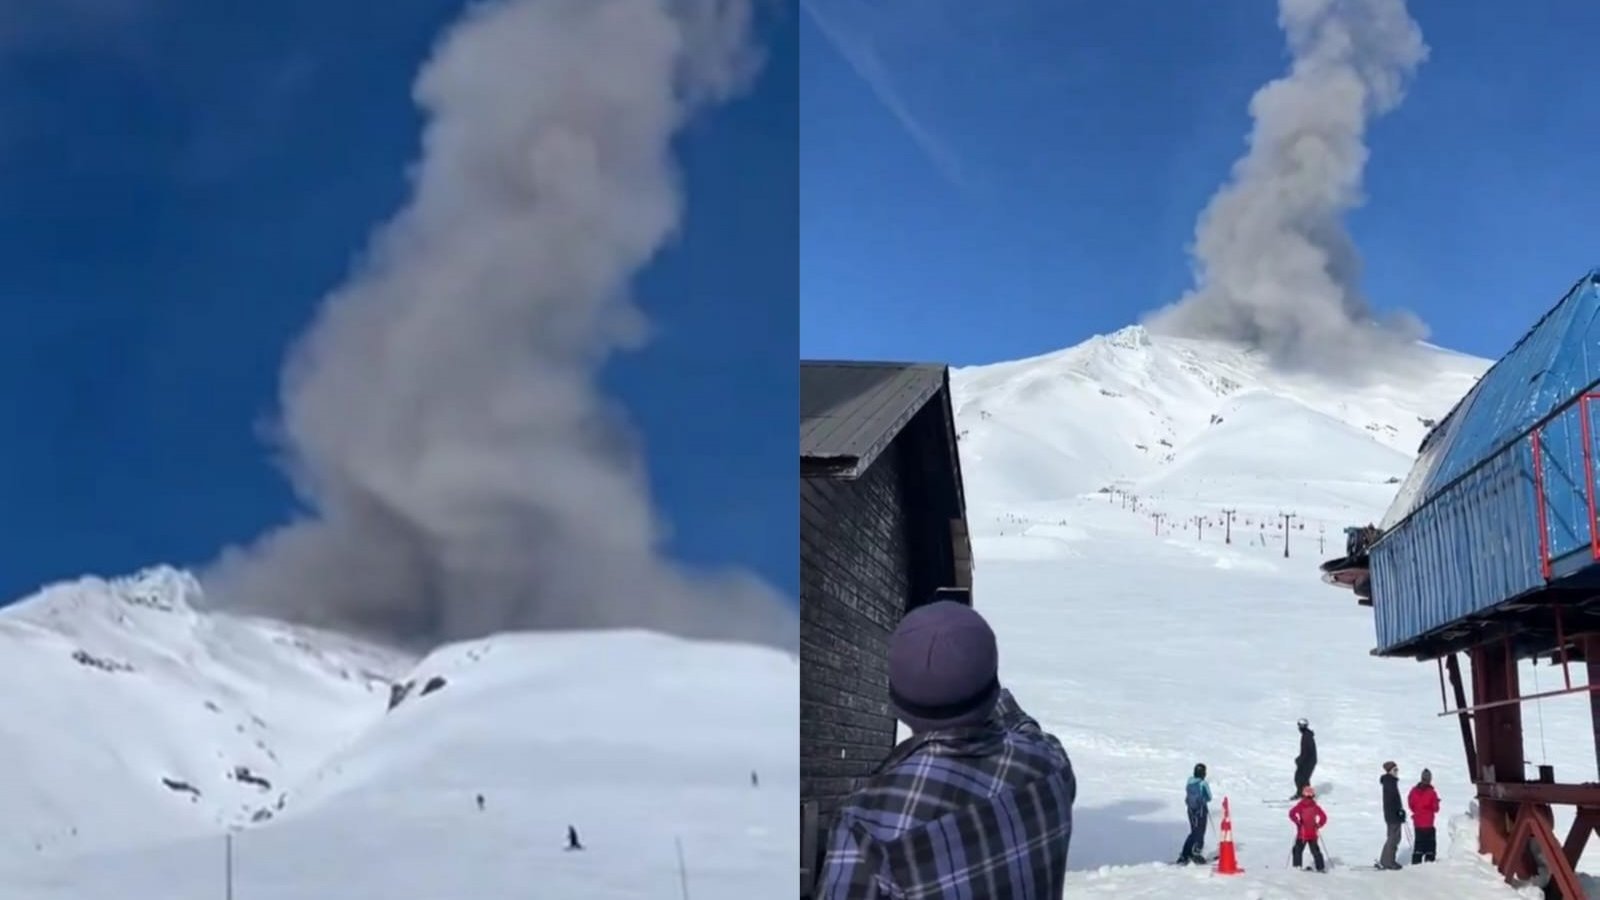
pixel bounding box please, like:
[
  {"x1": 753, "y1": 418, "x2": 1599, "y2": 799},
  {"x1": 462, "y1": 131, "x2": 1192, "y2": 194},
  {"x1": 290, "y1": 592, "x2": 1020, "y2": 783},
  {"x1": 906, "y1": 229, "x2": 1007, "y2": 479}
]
[
  {"x1": 1291, "y1": 719, "x2": 1317, "y2": 799},
  {"x1": 1378, "y1": 761, "x2": 1405, "y2": 869}
]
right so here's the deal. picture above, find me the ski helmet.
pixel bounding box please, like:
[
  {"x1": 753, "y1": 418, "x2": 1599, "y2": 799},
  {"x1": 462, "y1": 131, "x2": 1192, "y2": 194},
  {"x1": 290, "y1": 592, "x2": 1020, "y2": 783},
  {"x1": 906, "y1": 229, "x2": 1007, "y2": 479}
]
[
  {"x1": 1296, "y1": 718, "x2": 1309, "y2": 728},
  {"x1": 1194, "y1": 763, "x2": 1207, "y2": 779}
]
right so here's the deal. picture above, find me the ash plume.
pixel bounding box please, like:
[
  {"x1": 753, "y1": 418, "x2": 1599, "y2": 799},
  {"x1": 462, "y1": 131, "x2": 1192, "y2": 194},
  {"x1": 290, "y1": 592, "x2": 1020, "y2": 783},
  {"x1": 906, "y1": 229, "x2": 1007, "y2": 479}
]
[
  {"x1": 202, "y1": 0, "x2": 797, "y2": 652},
  {"x1": 1145, "y1": 0, "x2": 1429, "y2": 373}
]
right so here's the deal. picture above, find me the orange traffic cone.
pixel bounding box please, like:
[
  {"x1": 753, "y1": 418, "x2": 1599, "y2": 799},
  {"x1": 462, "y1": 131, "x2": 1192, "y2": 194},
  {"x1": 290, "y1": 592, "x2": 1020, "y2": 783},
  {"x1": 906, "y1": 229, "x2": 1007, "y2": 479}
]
[{"x1": 1214, "y1": 796, "x2": 1244, "y2": 875}]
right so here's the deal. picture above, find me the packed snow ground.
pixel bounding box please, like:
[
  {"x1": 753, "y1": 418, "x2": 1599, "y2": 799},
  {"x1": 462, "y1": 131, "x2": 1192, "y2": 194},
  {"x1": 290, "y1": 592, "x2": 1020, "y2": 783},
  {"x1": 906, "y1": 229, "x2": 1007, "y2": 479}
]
[
  {"x1": 0, "y1": 568, "x2": 795, "y2": 899},
  {"x1": 949, "y1": 326, "x2": 1600, "y2": 897}
]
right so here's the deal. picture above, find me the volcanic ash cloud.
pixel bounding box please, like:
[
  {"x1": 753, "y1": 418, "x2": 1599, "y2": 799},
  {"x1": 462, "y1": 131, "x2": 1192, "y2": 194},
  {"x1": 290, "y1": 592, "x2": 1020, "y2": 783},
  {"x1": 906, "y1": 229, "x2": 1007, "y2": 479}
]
[
  {"x1": 204, "y1": 0, "x2": 797, "y2": 652},
  {"x1": 1146, "y1": 0, "x2": 1430, "y2": 374}
]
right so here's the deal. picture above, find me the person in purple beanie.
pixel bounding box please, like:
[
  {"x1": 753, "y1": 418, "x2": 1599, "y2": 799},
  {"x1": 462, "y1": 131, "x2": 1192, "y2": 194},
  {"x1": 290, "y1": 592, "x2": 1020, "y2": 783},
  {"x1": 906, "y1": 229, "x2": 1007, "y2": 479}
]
[{"x1": 814, "y1": 600, "x2": 1076, "y2": 899}]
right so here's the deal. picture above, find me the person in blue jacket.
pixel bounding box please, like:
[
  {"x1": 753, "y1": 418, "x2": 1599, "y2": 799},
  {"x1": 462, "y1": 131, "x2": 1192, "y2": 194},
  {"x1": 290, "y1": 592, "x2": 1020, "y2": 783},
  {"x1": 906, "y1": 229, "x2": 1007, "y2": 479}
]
[{"x1": 1177, "y1": 763, "x2": 1213, "y2": 865}]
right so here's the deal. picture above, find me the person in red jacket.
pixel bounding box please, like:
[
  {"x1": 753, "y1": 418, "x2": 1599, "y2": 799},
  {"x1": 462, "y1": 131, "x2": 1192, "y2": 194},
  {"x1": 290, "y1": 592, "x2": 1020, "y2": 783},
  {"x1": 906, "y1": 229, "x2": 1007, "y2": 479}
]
[
  {"x1": 1288, "y1": 785, "x2": 1328, "y2": 872},
  {"x1": 1407, "y1": 768, "x2": 1441, "y2": 863}
]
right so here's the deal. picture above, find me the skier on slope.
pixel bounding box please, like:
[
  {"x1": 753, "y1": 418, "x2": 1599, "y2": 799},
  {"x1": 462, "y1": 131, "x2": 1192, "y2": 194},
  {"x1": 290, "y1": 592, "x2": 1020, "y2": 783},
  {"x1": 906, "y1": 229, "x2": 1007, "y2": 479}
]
[
  {"x1": 1291, "y1": 719, "x2": 1317, "y2": 799},
  {"x1": 1288, "y1": 785, "x2": 1328, "y2": 872},
  {"x1": 1176, "y1": 763, "x2": 1212, "y2": 865},
  {"x1": 1407, "y1": 768, "x2": 1440, "y2": 864},
  {"x1": 1377, "y1": 761, "x2": 1406, "y2": 870}
]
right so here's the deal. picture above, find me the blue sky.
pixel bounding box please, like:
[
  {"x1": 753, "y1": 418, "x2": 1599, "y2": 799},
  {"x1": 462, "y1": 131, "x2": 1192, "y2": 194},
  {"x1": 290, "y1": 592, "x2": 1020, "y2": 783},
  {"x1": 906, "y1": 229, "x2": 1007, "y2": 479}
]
[
  {"x1": 801, "y1": 0, "x2": 1600, "y2": 367},
  {"x1": 0, "y1": 1, "x2": 796, "y2": 604}
]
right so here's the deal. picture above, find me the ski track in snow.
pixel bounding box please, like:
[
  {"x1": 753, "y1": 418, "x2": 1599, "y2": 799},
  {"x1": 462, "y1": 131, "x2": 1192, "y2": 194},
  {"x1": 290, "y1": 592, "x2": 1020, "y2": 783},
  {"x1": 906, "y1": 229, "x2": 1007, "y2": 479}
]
[{"x1": 950, "y1": 326, "x2": 1599, "y2": 897}]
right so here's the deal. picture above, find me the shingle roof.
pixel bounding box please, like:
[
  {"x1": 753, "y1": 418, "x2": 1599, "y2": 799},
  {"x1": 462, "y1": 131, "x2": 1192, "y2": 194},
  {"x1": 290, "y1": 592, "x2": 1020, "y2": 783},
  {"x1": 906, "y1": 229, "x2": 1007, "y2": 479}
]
[{"x1": 800, "y1": 361, "x2": 947, "y2": 478}]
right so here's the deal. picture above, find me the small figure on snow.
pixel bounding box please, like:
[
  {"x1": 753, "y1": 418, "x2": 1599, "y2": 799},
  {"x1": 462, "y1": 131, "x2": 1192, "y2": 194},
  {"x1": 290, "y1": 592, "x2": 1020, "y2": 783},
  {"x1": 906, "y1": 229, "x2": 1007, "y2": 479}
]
[
  {"x1": 1378, "y1": 760, "x2": 1405, "y2": 870},
  {"x1": 475, "y1": 793, "x2": 485, "y2": 811},
  {"x1": 1291, "y1": 719, "x2": 1317, "y2": 799},
  {"x1": 751, "y1": 770, "x2": 759, "y2": 788},
  {"x1": 1288, "y1": 785, "x2": 1328, "y2": 872},
  {"x1": 566, "y1": 825, "x2": 584, "y2": 851},
  {"x1": 1407, "y1": 768, "x2": 1440, "y2": 864},
  {"x1": 1176, "y1": 763, "x2": 1212, "y2": 865}
]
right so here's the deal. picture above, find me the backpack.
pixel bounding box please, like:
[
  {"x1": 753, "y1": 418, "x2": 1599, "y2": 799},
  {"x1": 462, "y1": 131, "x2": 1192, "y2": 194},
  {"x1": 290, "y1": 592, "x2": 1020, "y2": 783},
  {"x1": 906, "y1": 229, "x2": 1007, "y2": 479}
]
[{"x1": 1185, "y1": 778, "x2": 1208, "y2": 814}]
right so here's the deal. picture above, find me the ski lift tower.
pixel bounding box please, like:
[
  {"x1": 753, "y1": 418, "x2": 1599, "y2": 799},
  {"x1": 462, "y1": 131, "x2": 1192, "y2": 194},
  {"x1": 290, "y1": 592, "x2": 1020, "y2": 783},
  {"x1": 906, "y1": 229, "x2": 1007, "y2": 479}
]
[{"x1": 1322, "y1": 269, "x2": 1600, "y2": 899}]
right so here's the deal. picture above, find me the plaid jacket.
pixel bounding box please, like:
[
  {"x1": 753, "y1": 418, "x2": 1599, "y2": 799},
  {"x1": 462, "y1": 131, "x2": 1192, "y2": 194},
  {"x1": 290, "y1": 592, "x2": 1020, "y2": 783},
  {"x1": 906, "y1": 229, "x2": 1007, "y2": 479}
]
[{"x1": 814, "y1": 689, "x2": 1076, "y2": 899}]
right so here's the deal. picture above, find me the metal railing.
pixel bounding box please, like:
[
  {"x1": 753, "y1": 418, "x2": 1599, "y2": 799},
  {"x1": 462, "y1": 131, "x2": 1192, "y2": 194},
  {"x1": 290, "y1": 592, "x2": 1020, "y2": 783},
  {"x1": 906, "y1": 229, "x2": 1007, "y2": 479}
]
[{"x1": 1526, "y1": 390, "x2": 1600, "y2": 579}]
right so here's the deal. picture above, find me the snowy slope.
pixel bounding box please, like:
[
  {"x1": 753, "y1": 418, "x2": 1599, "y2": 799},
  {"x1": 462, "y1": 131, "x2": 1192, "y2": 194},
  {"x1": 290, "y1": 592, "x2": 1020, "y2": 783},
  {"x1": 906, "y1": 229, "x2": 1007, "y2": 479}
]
[
  {"x1": 953, "y1": 325, "x2": 1482, "y2": 515},
  {"x1": 0, "y1": 567, "x2": 404, "y2": 856},
  {"x1": 0, "y1": 569, "x2": 795, "y2": 899},
  {"x1": 950, "y1": 327, "x2": 1600, "y2": 897}
]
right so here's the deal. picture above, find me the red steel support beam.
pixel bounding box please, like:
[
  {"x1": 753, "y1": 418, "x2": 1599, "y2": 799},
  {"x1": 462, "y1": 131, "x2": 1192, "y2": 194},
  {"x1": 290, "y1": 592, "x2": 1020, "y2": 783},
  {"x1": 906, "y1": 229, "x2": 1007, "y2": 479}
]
[
  {"x1": 1455, "y1": 632, "x2": 1600, "y2": 898},
  {"x1": 1439, "y1": 683, "x2": 1600, "y2": 717},
  {"x1": 1562, "y1": 808, "x2": 1600, "y2": 871},
  {"x1": 1583, "y1": 395, "x2": 1600, "y2": 560},
  {"x1": 1473, "y1": 642, "x2": 1526, "y2": 864},
  {"x1": 1533, "y1": 428, "x2": 1553, "y2": 580},
  {"x1": 1479, "y1": 782, "x2": 1600, "y2": 806},
  {"x1": 1499, "y1": 803, "x2": 1585, "y2": 896},
  {"x1": 1505, "y1": 636, "x2": 1516, "y2": 701}
]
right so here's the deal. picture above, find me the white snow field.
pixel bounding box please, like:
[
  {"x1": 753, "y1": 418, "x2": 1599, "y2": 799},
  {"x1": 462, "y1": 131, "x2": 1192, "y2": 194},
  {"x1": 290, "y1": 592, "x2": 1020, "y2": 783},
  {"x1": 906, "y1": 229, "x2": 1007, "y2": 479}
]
[
  {"x1": 950, "y1": 325, "x2": 1600, "y2": 897},
  {"x1": 0, "y1": 567, "x2": 796, "y2": 899}
]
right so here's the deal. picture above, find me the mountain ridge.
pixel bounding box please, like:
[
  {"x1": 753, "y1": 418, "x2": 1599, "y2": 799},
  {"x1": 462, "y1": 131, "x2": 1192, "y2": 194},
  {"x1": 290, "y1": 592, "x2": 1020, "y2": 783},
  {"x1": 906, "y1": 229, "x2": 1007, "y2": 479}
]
[
  {"x1": 0, "y1": 564, "x2": 794, "y2": 898},
  {"x1": 949, "y1": 325, "x2": 1489, "y2": 520}
]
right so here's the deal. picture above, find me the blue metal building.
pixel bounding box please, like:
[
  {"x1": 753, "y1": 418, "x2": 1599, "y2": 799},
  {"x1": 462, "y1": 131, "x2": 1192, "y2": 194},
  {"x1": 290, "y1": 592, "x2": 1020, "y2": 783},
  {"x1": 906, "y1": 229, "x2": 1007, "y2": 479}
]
[{"x1": 1371, "y1": 268, "x2": 1600, "y2": 657}]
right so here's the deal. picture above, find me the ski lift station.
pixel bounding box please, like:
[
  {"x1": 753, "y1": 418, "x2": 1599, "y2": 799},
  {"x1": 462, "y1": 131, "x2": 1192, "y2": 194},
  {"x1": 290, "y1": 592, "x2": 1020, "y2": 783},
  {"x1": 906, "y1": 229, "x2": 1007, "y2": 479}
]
[{"x1": 1324, "y1": 269, "x2": 1600, "y2": 898}]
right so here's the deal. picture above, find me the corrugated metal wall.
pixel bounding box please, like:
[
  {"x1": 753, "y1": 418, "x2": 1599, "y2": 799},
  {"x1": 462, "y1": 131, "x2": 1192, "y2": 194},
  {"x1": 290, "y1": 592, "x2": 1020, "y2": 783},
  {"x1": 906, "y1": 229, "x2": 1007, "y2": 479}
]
[
  {"x1": 1373, "y1": 442, "x2": 1544, "y2": 650},
  {"x1": 1373, "y1": 270, "x2": 1600, "y2": 653}
]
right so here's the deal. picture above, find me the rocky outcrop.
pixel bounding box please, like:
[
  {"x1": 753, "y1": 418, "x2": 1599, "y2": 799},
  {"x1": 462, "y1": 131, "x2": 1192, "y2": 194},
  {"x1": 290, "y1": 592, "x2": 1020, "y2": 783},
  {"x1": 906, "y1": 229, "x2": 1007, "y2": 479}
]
[
  {"x1": 230, "y1": 766, "x2": 272, "y2": 791},
  {"x1": 71, "y1": 649, "x2": 134, "y2": 673},
  {"x1": 387, "y1": 680, "x2": 416, "y2": 711},
  {"x1": 161, "y1": 777, "x2": 200, "y2": 800},
  {"x1": 388, "y1": 674, "x2": 448, "y2": 710}
]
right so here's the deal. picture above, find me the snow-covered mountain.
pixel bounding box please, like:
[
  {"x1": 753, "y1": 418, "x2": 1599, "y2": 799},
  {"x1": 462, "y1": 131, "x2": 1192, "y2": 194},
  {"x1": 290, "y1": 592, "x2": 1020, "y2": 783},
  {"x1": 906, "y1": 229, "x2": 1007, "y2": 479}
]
[
  {"x1": 0, "y1": 568, "x2": 795, "y2": 899},
  {"x1": 952, "y1": 324, "x2": 1487, "y2": 518},
  {"x1": 949, "y1": 326, "x2": 1596, "y2": 897}
]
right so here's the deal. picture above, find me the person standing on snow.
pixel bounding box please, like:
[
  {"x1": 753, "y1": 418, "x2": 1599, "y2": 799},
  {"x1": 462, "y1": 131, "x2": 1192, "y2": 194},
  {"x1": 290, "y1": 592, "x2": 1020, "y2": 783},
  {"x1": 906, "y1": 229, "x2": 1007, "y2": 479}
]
[
  {"x1": 1176, "y1": 763, "x2": 1212, "y2": 865},
  {"x1": 813, "y1": 600, "x2": 1077, "y2": 899},
  {"x1": 1378, "y1": 761, "x2": 1406, "y2": 869},
  {"x1": 1291, "y1": 719, "x2": 1317, "y2": 799},
  {"x1": 1288, "y1": 785, "x2": 1328, "y2": 872},
  {"x1": 1408, "y1": 768, "x2": 1440, "y2": 864}
]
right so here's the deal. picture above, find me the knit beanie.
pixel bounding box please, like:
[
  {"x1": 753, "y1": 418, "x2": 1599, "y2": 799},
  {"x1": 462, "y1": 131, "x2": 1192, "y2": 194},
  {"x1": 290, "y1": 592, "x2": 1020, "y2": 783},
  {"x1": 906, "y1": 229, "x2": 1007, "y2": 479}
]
[{"x1": 888, "y1": 600, "x2": 1000, "y2": 733}]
